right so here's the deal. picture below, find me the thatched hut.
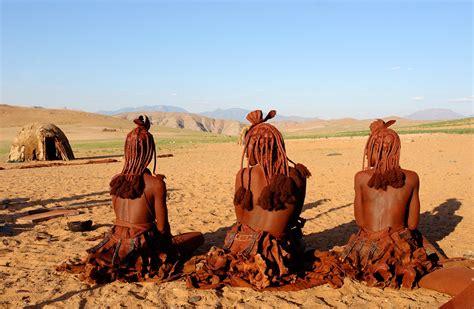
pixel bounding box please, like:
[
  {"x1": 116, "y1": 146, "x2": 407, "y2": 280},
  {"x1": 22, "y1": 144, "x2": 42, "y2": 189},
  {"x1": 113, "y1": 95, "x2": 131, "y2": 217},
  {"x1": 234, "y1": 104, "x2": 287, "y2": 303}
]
[{"x1": 8, "y1": 123, "x2": 75, "y2": 162}]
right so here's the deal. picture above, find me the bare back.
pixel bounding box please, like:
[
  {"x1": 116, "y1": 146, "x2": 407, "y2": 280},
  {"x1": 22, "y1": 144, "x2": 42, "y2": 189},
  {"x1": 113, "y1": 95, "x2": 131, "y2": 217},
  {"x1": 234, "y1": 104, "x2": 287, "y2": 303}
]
[
  {"x1": 354, "y1": 168, "x2": 420, "y2": 232},
  {"x1": 112, "y1": 173, "x2": 171, "y2": 235},
  {"x1": 234, "y1": 166, "x2": 307, "y2": 238}
]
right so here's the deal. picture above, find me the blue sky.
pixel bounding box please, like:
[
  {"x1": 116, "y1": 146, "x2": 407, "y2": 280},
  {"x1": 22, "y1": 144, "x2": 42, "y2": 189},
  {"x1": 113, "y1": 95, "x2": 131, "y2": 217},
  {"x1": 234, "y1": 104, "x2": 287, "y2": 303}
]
[{"x1": 1, "y1": 0, "x2": 472, "y2": 119}]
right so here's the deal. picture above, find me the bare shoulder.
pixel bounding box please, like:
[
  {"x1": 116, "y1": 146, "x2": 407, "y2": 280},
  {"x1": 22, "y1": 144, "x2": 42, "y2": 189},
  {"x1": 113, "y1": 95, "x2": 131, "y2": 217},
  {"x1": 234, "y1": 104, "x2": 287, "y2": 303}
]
[
  {"x1": 401, "y1": 169, "x2": 419, "y2": 185},
  {"x1": 234, "y1": 168, "x2": 246, "y2": 188},
  {"x1": 144, "y1": 173, "x2": 167, "y2": 191},
  {"x1": 235, "y1": 168, "x2": 245, "y2": 179},
  {"x1": 237, "y1": 166, "x2": 265, "y2": 180},
  {"x1": 235, "y1": 168, "x2": 245, "y2": 184},
  {"x1": 354, "y1": 170, "x2": 371, "y2": 184}
]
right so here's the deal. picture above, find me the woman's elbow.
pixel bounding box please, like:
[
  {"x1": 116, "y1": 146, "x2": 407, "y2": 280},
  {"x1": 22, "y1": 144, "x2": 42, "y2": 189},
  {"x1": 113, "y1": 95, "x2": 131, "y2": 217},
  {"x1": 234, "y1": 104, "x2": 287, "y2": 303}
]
[
  {"x1": 354, "y1": 213, "x2": 364, "y2": 228},
  {"x1": 407, "y1": 218, "x2": 419, "y2": 230}
]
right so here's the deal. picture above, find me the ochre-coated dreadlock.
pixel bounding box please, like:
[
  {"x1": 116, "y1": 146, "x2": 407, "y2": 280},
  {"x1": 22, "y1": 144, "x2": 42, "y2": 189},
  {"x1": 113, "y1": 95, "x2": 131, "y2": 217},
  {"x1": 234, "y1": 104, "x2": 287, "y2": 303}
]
[
  {"x1": 363, "y1": 119, "x2": 405, "y2": 190},
  {"x1": 234, "y1": 110, "x2": 311, "y2": 211},
  {"x1": 110, "y1": 115, "x2": 157, "y2": 199}
]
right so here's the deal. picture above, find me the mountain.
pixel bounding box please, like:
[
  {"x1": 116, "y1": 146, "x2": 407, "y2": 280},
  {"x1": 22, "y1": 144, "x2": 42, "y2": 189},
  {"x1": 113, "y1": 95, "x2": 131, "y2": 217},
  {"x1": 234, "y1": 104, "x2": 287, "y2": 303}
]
[
  {"x1": 116, "y1": 111, "x2": 244, "y2": 136},
  {"x1": 406, "y1": 109, "x2": 465, "y2": 120},
  {"x1": 200, "y1": 108, "x2": 313, "y2": 122},
  {"x1": 98, "y1": 105, "x2": 188, "y2": 115},
  {"x1": 277, "y1": 115, "x2": 315, "y2": 122},
  {"x1": 200, "y1": 108, "x2": 249, "y2": 122}
]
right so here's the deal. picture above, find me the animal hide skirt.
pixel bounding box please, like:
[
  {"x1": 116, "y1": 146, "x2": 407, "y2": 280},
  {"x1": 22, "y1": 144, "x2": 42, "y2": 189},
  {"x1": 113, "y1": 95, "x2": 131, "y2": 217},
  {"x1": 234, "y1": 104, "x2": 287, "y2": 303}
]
[
  {"x1": 57, "y1": 219, "x2": 180, "y2": 284},
  {"x1": 185, "y1": 222, "x2": 324, "y2": 291},
  {"x1": 307, "y1": 227, "x2": 439, "y2": 289}
]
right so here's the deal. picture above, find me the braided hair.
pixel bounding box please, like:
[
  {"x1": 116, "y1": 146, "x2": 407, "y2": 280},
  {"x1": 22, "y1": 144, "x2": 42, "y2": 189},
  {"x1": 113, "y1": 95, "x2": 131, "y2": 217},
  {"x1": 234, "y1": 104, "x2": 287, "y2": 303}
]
[
  {"x1": 234, "y1": 110, "x2": 311, "y2": 211},
  {"x1": 110, "y1": 115, "x2": 157, "y2": 199},
  {"x1": 363, "y1": 119, "x2": 405, "y2": 190}
]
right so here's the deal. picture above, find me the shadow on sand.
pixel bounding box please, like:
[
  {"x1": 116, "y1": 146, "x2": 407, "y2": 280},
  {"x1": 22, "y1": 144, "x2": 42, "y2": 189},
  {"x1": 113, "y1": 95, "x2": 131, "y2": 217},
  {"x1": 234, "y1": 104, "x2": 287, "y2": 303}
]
[
  {"x1": 1, "y1": 191, "x2": 110, "y2": 212},
  {"x1": 0, "y1": 191, "x2": 111, "y2": 236},
  {"x1": 417, "y1": 198, "x2": 463, "y2": 256},
  {"x1": 24, "y1": 284, "x2": 104, "y2": 309},
  {"x1": 195, "y1": 225, "x2": 233, "y2": 255},
  {"x1": 302, "y1": 198, "x2": 331, "y2": 213}
]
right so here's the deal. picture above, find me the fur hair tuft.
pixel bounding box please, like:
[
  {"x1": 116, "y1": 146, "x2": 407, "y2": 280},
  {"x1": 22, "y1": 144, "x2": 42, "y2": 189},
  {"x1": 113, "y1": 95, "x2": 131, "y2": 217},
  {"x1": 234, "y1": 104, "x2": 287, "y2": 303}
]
[{"x1": 295, "y1": 163, "x2": 311, "y2": 178}]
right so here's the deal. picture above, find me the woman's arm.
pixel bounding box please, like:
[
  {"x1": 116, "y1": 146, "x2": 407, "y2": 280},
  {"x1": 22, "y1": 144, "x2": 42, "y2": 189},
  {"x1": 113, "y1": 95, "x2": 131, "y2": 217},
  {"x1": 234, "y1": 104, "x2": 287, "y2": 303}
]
[
  {"x1": 354, "y1": 172, "x2": 364, "y2": 228},
  {"x1": 407, "y1": 172, "x2": 420, "y2": 230},
  {"x1": 234, "y1": 169, "x2": 245, "y2": 222},
  {"x1": 153, "y1": 177, "x2": 171, "y2": 235}
]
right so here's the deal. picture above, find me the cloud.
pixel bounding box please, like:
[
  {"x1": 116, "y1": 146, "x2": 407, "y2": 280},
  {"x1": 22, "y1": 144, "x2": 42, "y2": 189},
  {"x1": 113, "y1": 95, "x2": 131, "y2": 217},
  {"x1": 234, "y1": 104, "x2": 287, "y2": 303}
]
[
  {"x1": 448, "y1": 95, "x2": 474, "y2": 103},
  {"x1": 412, "y1": 96, "x2": 424, "y2": 101},
  {"x1": 388, "y1": 66, "x2": 414, "y2": 71}
]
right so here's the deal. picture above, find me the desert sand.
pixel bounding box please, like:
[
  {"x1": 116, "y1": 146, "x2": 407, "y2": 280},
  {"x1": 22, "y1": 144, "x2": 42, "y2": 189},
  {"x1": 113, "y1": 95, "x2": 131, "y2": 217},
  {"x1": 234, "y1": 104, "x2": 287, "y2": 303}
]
[{"x1": 0, "y1": 134, "x2": 472, "y2": 308}]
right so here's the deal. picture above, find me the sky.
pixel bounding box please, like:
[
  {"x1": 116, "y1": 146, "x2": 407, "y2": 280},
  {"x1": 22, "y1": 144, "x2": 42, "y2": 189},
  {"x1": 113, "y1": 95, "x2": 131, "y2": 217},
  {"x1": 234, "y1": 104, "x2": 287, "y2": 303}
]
[{"x1": 1, "y1": 0, "x2": 472, "y2": 119}]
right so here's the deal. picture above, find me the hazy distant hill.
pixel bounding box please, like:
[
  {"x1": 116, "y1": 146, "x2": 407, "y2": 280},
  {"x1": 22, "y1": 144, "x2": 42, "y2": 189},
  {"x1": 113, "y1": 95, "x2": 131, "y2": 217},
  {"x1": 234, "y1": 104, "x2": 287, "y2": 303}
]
[
  {"x1": 201, "y1": 108, "x2": 313, "y2": 122},
  {"x1": 117, "y1": 111, "x2": 244, "y2": 136},
  {"x1": 200, "y1": 108, "x2": 249, "y2": 121},
  {"x1": 0, "y1": 104, "x2": 132, "y2": 128},
  {"x1": 275, "y1": 116, "x2": 430, "y2": 135},
  {"x1": 406, "y1": 109, "x2": 465, "y2": 120},
  {"x1": 99, "y1": 105, "x2": 188, "y2": 115}
]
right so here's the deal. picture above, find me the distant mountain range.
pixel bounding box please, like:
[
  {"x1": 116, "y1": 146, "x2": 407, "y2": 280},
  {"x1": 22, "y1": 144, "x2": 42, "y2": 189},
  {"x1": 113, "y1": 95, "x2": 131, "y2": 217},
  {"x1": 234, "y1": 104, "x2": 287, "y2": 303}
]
[
  {"x1": 99, "y1": 105, "x2": 313, "y2": 122},
  {"x1": 405, "y1": 109, "x2": 466, "y2": 121},
  {"x1": 116, "y1": 111, "x2": 244, "y2": 136},
  {"x1": 98, "y1": 105, "x2": 469, "y2": 124},
  {"x1": 201, "y1": 108, "x2": 313, "y2": 122},
  {"x1": 98, "y1": 105, "x2": 188, "y2": 115},
  {"x1": 200, "y1": 108, "x2": 250, "y2": 121}
]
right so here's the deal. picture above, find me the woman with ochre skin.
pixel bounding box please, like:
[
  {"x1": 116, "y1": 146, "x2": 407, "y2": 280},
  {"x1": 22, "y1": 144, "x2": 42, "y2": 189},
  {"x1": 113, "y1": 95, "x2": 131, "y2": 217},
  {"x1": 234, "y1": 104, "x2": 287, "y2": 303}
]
[
  {"x1": 186, "y1": 110, "x2": 314, "y2": 290},
  {"x1": 307, "y1": 120, "x2": 473, "y2": 308},
  {"x1": 59, "y1": 116, "x2": 204, "y2": 283}
]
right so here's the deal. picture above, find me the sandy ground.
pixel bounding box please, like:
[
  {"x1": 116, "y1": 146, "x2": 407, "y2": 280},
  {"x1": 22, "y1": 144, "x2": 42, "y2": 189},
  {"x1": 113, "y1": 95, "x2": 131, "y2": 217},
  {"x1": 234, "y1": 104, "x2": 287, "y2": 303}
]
[{"x1": 0, "y1": 134, "x2": 472, "y2": 308}]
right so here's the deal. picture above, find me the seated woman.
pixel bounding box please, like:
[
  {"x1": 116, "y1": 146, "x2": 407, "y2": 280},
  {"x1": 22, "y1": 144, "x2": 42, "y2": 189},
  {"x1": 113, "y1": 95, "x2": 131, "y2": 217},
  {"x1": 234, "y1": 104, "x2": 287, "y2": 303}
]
[
  {"x1": 59, "y1": 116, "x2": 204, "y2": 284},
  {"x1": 186, "y1": 110, "x2": 311, "y2": 290},
  {"x1": 308, "y1": 120, "x2": 473, "y2": 299}
]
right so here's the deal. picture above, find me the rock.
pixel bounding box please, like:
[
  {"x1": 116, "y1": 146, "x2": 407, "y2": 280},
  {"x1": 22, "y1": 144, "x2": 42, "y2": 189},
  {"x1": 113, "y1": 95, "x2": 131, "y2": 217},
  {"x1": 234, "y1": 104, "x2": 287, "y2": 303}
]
[
  {"x1": 67, "y1": 220, "x2": 93, "y2": 232},
  {"x1": 188, "y1": 295, "x2": 202, "y2": 303},
  {"x1": 36, "y1": 231, "x2": 58, "y2": 242},
  {"x1": 0, "y1": 199, "x2": 11, "y2": 210},
  {"x1": 0, "y1": 225, "x2": 14, "y2": 236},
  {"x1": 463, "y1": 251, "x2": 474, "y2": 259}
]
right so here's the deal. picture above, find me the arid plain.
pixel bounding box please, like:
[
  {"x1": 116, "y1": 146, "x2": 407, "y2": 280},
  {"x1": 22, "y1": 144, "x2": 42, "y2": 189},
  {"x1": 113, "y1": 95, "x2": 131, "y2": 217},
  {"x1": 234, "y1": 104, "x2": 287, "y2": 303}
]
[{"x1": 0, "y1": 106, "x2": 472, "y2": 308}]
